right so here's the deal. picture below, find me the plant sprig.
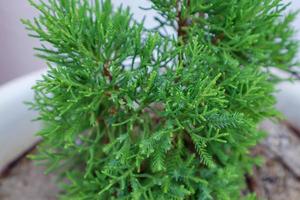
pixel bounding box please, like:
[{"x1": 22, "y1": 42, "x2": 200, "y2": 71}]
[{"x1": 24, "y1": 0, "x2": 298, "y2": 199}]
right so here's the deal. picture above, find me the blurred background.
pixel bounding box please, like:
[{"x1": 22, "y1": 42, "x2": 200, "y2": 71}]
[{"x1": 0, "y1": 1, "x2": 44, "y2": 85}]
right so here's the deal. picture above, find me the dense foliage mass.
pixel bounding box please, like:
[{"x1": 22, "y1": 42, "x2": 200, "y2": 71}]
[{"x1": 23, "y1": 0, "x2": 298, "y2": 199}]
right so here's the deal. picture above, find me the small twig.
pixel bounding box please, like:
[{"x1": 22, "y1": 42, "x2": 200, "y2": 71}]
[
  {"x1": 212, "y1": 33, "x2": 225, "y2": 45},
  {"x1": 103, "y1": 61, "x2": 112, "y2": 81},
  {"x1": 176, "y1": 0, "x2": 190, "y2": 41},
  {"x1": 98, "y1": 169, "x2": 133, "y2": 195}
]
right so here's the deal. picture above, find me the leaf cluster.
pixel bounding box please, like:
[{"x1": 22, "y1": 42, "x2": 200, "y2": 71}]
[{"x1": 23, "y1": 0, "x2": 298, "y2": 199}]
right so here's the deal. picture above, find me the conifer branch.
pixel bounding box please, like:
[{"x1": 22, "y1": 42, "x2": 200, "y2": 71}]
[{"x1": 23, "y1": 0, "x2": 299, "y2": 199}]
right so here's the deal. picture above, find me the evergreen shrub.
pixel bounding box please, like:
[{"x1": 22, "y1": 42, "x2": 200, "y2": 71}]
[{"x1": 23, "y1": 0, "x2": 298, "y2": 199}]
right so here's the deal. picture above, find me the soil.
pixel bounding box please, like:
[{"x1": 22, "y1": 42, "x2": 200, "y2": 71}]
[
  {"x1": 0, "y1": 153, "x2": 59, "y2": 200},
  {"x1": 0, "y1": 120, "x2": 300, "y2": 200},
  {"x1": 249, "y1": 120, "x2": 300, "y2": 200}
]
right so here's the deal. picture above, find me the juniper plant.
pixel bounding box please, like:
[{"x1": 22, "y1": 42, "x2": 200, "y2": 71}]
[{"x1": 23, "y1": 0, "x2": 298, "y2": 199}]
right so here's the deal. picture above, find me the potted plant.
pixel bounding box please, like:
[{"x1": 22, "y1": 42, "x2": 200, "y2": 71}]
[{"x1": 1, "y1": 0, "x2": 300, "y2": 199}]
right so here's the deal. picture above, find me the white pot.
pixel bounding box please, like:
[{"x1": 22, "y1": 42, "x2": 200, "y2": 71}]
[
  {"x1": 276, "y1": 81, "x2": 300, "y2": 130},
  {"x1": 0, "y1": 70, "x2": 43, "y2": 172}
]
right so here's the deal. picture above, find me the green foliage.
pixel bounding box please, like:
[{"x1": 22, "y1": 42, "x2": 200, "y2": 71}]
[{"x1": 23, "y1": 0, "x2": 298, "y2": 199}]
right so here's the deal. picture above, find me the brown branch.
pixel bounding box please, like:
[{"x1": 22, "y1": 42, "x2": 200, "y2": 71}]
[
  {"x1": 103, "y1": 61, "x2": 112, "y2": 81},
  {"x1": 176, "y1": 0, "x2": 191, "y2": 42},
  {"x1": 212, "y1": 33, "x2": 225, "y2": 45}
]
